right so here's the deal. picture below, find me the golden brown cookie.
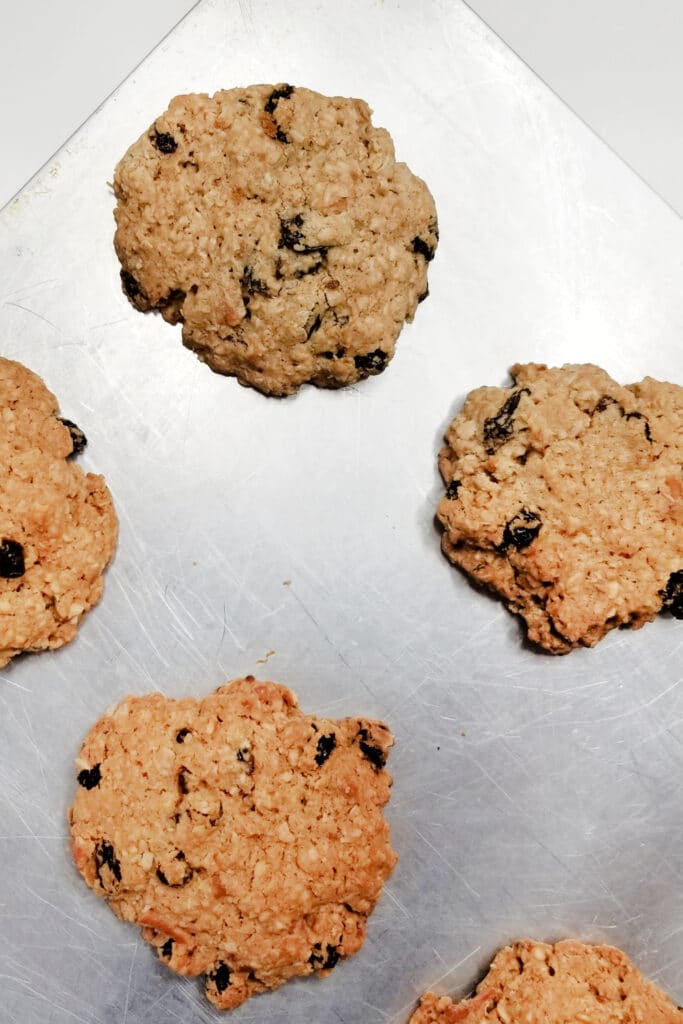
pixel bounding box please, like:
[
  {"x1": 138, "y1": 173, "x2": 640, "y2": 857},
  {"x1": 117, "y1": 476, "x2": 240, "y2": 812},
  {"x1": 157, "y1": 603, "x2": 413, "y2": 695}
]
[
  {"x1": 68, "y1": 676, "x2": 396, "y2": 1010},
  {"x1": 409, "y1": 939, "x2": 682, "y2": 1022},
  {"x1": 437, "y1": 363, "x2": 683, "y2": 653},
  {"x1": 113, "y1": 84, "x2": 437, "y2": 396},
  {"x1": 0, "y1": 357, "x2": 117, "y2": 666}
]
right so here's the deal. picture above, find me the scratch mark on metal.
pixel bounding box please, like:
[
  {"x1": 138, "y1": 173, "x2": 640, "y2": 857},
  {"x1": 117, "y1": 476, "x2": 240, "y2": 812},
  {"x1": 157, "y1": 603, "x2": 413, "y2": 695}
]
[
  {"x1": 4, "y1": 300, "x2": 62, "y2": 333},
  {"x1": 112, "y1": 574, "x2": 169, "y2": 668},
  {"x1": 414, "y1": 827, "x2": 480, "y2": 900},
  {"x1": 25, "y1": 884, "x2": 102, "y2": 938},
  {"x1": 382, "y1": 884, "x2": 411, "y2": 919},
  {"x1": 122, "y1": 937, "x2": 140, "y2": 1024}
]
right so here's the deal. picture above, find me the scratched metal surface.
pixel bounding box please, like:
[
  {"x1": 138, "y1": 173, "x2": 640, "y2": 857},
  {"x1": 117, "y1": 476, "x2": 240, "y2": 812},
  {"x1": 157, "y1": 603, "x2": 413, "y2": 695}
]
[{"x1": 1, "y1": 1, "x2": 683, "y2": 1021}]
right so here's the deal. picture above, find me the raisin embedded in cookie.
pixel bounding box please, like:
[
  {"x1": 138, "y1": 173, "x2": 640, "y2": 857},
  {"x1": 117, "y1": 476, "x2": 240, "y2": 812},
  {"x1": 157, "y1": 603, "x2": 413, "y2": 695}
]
[
  {"x1": 68, "y1": 676, "x2": 396, "y2": 1010},
  {"x1": 0, "y1": 357, "x2": 117, "y2": 667},
  {"x1": 408, "y1": 939, "x2": 683, "y2": 1022},
  {"x1": 113, "y1": 84, "x2": 438, "y2": 396},
  {"x1": 436, "y1": 363, "x2": 683, "y2": 653}
]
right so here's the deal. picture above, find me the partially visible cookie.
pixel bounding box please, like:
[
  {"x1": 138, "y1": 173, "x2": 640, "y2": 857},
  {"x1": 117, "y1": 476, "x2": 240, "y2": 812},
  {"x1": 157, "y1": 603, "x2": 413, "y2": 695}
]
[
  {"x1": 409, "y1": 939, "x2": 683, "y2": 1023},
  {"x1": 0, "y1": 357, "x2": 117, "y2": 667},
  {"x1": 68, "y1": 676, "x2": 396, "y2": 1010},
  {"x1": 436, "y1": 363, "x2": 683, "y2": 653},
  {"x1": 113, "y1": 84, "x2": 437, "y2": 396}
]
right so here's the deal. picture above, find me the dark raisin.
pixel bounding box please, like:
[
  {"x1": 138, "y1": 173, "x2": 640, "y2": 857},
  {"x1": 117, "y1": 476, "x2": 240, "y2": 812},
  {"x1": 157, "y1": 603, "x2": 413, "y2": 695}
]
[
  {"x1": 264, "y1": 84, "x2": 294, "y2": 113},
  {"x1": 160, "y1": 938, "x2": 174, "y2": 960},
  {"x1": 593, "y1": 396, "x2": 652, "y2": 442},
  {"x1": 278, "y1": 214, "x2": 328, "y2": 255},
  {"x1": 336, "y1": 347, "x2": 346, "y2": 358},
  {"x1": 446, "y1": 479, "x2": 461, "y2": 499},
  {"x1": 176, "y1": 728, "x2": 190, "y2": 743},
  {"x1": 95, "y1": 841, "x2": 121, "y2": 885},
  {"x1": 499, "y1": 509, "x2": 542, "y2": 551},
  {"x1": 625, "y1": 410, "x2": 652, "y2": 442},
  {"x1": 240, "y1": 266, "x2": 269, "y2": 297},
  {"x1": 483, "y1": 387, "x2": 530, "y2": 452},
  {"x1": 0, "y1": 539, "x2": 25, "y2": 579},
  {"x1": 121, "y1": 269, "x2": 142, "y2": 300},
  {"x1": 208, "y1": 962, "x2": 232, "y2": 993},
  {"x1": 293, "y1": 258, "x2": 325, "y2": 278},
  {"x1": 309, "y1": 943, "x2": 340, "y2": 970},
  {"x1": 315, "y1": 733, "x2": 336, "y2": 766},
  {"x1": 279, "y1": 213, "x2": 303, "y2": 247},
  {"x1": 156, "y1": 288, "x2": 186, "y2": 324},
  {"x1": 77, "y1": 763, "x2": 101, "y2": 790},
  {"x1": 322, "y1": 945, "x2": 340, "y2": 970},
  {"x1": 157, "y1": 852, "x2": 193, "y2": 888},
  {"x1": 236, "y1": 745, "x2": 254, "y2": 774},
  {"x1": 417, "y1": 286, "x2": 429, "y2": 303},
  {"x1": 661, "y1": 571, "x2": 683, "y2": 618},
  {"x1": 359, "y1": 741, "x2": 387, "y2": 769},
  {"x1": 274, "y1": 126, "x2": 290, "y2": 144},
  {"x1": 58, "y1": 417, "x2": 87, "y2": 456},
  {"x1": 357, "y1": 727, "x2": 386, "y2": 770},
  {"x1": 594, "y1": 395, "x2": 618, "y2": 414},
  {"x1": 320, "y1": 351, "x2": 334, "y2": 360},
  {"x1": 178, "y1": 768, "x2": 190, "y2": 794},
  {"x1": 411, "y1": 236, "x2": 435, "y2": 261},
  {"x1": 152, "y1": 128, "x2": 178, "y2": 154},
  {"x1": 354, "y1": 349, "x2": 387, "y2": 374},
  {"x1": 305, "y1": 312, "x2": 323, "y2": 339}
]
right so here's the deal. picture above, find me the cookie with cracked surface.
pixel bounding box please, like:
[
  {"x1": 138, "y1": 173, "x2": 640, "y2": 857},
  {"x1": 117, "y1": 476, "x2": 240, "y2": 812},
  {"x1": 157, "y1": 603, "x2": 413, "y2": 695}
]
[
  {"x1": 68, "y1": 676, "x2": 396, "y2": 1010},
  {"x1": 408, "y1": 939, "x2": 683, "y2": 1022},
  {"x1": 0, "y1": 357, "x2": 117, "y2": 666},
  {"x1": 113, "y1": 83, "x2": 437, "y2": 396},
  {"x1": 436, "y1": 362, "x2": 683, "y2": 653}
]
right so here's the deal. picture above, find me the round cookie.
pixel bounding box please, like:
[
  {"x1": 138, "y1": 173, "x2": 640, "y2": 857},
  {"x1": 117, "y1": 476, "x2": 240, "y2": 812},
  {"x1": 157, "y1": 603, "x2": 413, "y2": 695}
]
[
  {"x1": 409, "y1": 939, "x2": 683, "y2": 1022},
  {"x1": 68, "y1": 676, "x2": 396, "y2": 1010},
  {"x1": 0, "y1": 357, "x2": 117, "y2": 666},
  {"x1": 436, "y1": 363, "x2": 683, "y2": 653},
  {"x1": 113, "y1": 84, "x2": 438, "y2": 396}
]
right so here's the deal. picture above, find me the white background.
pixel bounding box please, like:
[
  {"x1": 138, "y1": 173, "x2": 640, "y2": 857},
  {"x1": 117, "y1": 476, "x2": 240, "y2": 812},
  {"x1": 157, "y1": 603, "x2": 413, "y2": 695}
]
[
  {"x1": 467, "y1": 0, "x2": 683, "y2": 216},
  {"x1": 0, "y1": 0, "x2": 196, "y2": 208},
  {"x1": 2, "y1": 1, "x2": 683, "y2": 215}
]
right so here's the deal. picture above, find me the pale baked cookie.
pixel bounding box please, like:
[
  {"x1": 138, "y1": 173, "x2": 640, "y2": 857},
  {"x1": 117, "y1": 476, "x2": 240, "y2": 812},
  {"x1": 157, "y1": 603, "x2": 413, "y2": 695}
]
[
  {"x1": 113, "y1": 84, "x2": 437, "y2": 396},
  {"x1": 0, "y1": 357, "x2": 116, "y2": 667},
  {"x1": 409, "y1": 939, "x2": 683, "y2": 1023},
  {"x1": 436, "y1": 363, "x2": 683, "y2": 653},
  {"x1": 69, "y1": 676, "x2": 396, "y2": 1010}
]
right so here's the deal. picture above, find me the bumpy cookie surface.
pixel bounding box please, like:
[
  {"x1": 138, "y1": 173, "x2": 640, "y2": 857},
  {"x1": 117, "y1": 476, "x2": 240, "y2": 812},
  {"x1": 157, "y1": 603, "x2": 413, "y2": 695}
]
[
  {"x1": 114, "y1": 84, "x2": 437, "y2": 396},
  {"x1": 69, "y1": 676, "x2": 396, "y2": 1010},
  {"x1": 409, "y1": 939, "x2": 682, "y2": 1023},
  {"x1": 0, "y1": 358, "x2": 116, "y2": 666},
  {"x1": 437, "y1": 363, "x2": 683, "y2": 653}
]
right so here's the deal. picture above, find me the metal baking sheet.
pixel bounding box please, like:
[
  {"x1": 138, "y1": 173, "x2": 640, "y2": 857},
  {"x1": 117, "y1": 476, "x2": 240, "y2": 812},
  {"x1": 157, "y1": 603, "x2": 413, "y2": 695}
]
[{"x1": 2, "y1": 1, "x2": 683, "y2": 1021}]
